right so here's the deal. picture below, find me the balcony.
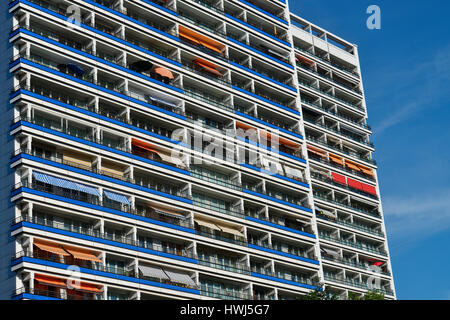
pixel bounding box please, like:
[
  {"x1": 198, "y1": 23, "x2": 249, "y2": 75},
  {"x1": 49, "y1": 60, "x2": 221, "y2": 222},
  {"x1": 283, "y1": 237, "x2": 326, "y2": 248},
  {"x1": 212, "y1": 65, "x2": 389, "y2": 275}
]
[
  {"x1": 310, "y1": 172, "x2": 378, "y2": 200},
  {"x1": 323, "y1": 273, "x2": 393, "y2": 296},
  {"x1": 313, "y1": 191, "x2": 381, "y2": 219},
  {"x1": 306, "y1": 134, "x2": 376, "y2": 166},
  {"x1": 319, "y1": 232, "x2": 387, "y2": 256},
  {"x1": 321, "y1": 255, "x2": 391, "y2": 277},
  {"x1": 13, "y1": 287, "x2": 103, "y2": 300},
  {"x1": 304, "y1": 118, "x2": 373, "y2": 148},
  {"x1": 316, "y1": 213, "x2": 384, "y2": 238},
  {"x1": 13, "y1": 215, "x2": 196, "y2": 261}
]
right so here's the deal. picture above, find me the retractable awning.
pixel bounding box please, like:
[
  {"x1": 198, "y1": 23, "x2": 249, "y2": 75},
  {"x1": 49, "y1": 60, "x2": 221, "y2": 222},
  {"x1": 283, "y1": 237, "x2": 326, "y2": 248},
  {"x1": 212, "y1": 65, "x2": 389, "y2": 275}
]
[
  {"x1": 164, "y1": 269, "x2": 196, "y2": 287},
  {"x1": 361, "y1": 183, "x2": 377, "y2": 196},
  {"x1": 155, "y1": 150, "x2": 186, "y2": 168},
  {"x1": 65, "y1": 247, "x2": 102, "y2": 263},
  {"x1": 179, "y1": 26, "x2": 224, "y2": 54},
  {"x1": 307, "y1": 145, "x2": 327, "y2": 158},
  {"x1": 146, "y1": 95, "x2": 180, "y2": 108},
  {"x1": 329, "y1": 153, "x2": 344, "y2": 166},
  {"x1": 194, "y1": 58, "x2": 222, "y2": 77},
  {"x1": 153, "y1": 208, "x2": 186, "y2": 220},
  {"x1": 317, "y1": 207, "x2": 336, "y2": 219},
  {"x1": 34, "y1": 240, "x2": 70, "y2": 256},
  {"x1": 331, "y1": 172, "x2": 347, "y2": 185},
  {"x1": 103, "y1": 190, "x2": 131, "y2": 206},
  {"x1": 71, "y1": 281, "x2": 103, "y2": 293},
  {"x1": 195, "y1": 219, "x2": 221, "y2": 231},
  {"x1": 218, "y1": 225, "x2": 245, "y2": 238},
  {"x1": 347, "y1": 178, "x2": 364, "y2": 191},
  {"x1": 284, "y1": 165, "x2": 304, "y2": 180},
  {"x1": 139, "y1": 265, "x2": 169, "y2": 280},
  {"x1": 34, "y1": 274, "x2": 67, "y2": 288},
  {"x1": 321, "y1": 247, "x2": 340, "y2": 256},
  {"x1": 345, "y1": 160, "x2": 362, "y2": 172},
  {"x1": 33, "y1": 172, "x2": 100, "y2": 197}
]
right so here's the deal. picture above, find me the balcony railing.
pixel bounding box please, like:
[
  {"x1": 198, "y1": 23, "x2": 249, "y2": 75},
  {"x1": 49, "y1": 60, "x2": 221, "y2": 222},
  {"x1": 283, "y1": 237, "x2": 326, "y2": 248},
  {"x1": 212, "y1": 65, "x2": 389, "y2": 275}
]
[
  {"x1": 251, "y1": 266, "x2": 319, "y2": 288},
  {"x1": 321, "y1": 255, "x2": 391, "y2": 276},
  {"x1": 13, "y1": 250, "x2": 199, "y2": 291},
  {"x1": 294, "y1": 45, "x2": 360, "y2": 78},
  {"x1": 319, "y1": 232, "x2": 387, "y2": 256},
  {"x1": 12, "y1": 178, "x2": 193, "y2": 231},
  {"x1": 313, "y1": 191, "x2": 381, "y2": 219},
  {"x1": 200, "y1": 286, "x2": 251, "y2": 300},
  {"x1": 306, "y1": 135, "x2": 376, "y2": 166},
  {"x1": 301, "y1": 99, "x2": 371, "y2": 131},
  {"x1": 304, "y1": 118, "x2": 374, "y2": 148},
  {"x1": 12, "y1": 215, "x2": 197, "y2": 260},
  {"x1": 316, "y1": 214, "x2": 384, "y2": 237},
  {"x1": 13, "y1": 287, "x2": 103, "y2": 300},
  {"x1": 307, "y1": 153, "x2": 375, "y2": 182},
  {"x1": 323, "y1": 274, "x2": 393, "y2": 296},
  {"x1": 198, "y1": 257, "x2": 251, "y2": 275},
  {"x1": 297, "y1": 63, "x2": 362, "y2": 95},
  {"x1": 298, "y1": 80, "x2": 364, "y2": 112},
  {"x1": 310, "y1": 172, "x2": 378, "y2": 200}
]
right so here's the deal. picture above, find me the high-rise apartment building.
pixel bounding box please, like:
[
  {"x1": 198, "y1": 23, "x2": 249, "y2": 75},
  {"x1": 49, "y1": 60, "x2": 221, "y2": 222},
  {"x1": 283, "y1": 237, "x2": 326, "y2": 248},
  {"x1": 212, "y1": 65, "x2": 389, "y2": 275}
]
[{"x1": 0, "y1": 0, "x2": 395, "y2": 300}]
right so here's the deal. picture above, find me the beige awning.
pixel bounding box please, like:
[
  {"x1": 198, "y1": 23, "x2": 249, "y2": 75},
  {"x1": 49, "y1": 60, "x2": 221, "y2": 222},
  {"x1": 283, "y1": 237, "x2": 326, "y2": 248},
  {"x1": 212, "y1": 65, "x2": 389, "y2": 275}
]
[
  {"x1": 156, "y1": 151, "x2": 186, "y2": 168},
  {"x1": 218, "y1": 225, "x2": 245, "y2": 238},
  {"x1": 195, "y1": 219, "x2": 221, "y2": 231}
]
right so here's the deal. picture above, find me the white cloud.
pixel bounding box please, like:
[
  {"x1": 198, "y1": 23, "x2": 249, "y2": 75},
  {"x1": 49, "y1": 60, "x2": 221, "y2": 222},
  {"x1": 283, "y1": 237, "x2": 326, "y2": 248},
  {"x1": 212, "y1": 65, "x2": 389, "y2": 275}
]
[{"x1": 383, "y1": 189, "x2": 450, "y2": 247}]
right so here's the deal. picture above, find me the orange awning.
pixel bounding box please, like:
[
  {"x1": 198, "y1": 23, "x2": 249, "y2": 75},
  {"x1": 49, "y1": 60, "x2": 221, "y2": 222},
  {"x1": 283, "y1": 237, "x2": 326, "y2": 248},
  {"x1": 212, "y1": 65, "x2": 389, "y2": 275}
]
[
  {"x1": 35, "y1": 274, "x2": 67, "y2": 288},
  {"x1": 132, "y1": 138, "x2": 159, "y2": 153},
  {"x1": 360, "y1": 167, "x2": 374, "y2": 177},
  {"x1": 179, "y1": 26, "x2": 224, "y2": 54},
  {"x1": 194, "y1": 58, "x2": 223, "y2": 77},
  {"x1": 236, "y1": 121, "x2": 257, "y2": 131},
  {"x1": 71, "y1": 281, "x2": 103, "y2": 293},
  {"x1": 307, "y1": 145, "x2": 327, "y2": 157},
  {"x1": 329, "y1": 153, "x2": 344, "y2": 166},
  {"x1": 65, "y1": 247, "x2": 102, "y2": 263},
  {"x1": 154, "y1": 66, "x2": 174, "y2": 79},
  {"x1": 260, "y1": 131, "x2": 299, "y2": 149},
  {"x1": 34, "y1": 240, "x2": 70, "y2": 256},
  {"x1": 296, "y1": 54, "x2": 315, "y2": 66},
  {"x1": 345, "y1": 160, "x2": 361, "y2": 172}
]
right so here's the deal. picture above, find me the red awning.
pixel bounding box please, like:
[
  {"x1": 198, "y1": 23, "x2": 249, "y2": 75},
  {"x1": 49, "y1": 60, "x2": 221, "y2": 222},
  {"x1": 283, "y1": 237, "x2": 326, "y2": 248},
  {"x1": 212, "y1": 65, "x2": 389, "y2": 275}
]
[
  {"x1": 331, "y1": 172, "x2": 347, "y2": 185},
  {"x1": 132, "y1": 138, "x2": 158, "y2": 153},
  {"x1": 347, "y1": 178, "x2": 364, "y2": 191},
  {"x1": 361, "y1": 183, "x2": 377, "y2": 196},
  {"x1": 35, "y1": 274, "x2": 67, "y2": 288}
]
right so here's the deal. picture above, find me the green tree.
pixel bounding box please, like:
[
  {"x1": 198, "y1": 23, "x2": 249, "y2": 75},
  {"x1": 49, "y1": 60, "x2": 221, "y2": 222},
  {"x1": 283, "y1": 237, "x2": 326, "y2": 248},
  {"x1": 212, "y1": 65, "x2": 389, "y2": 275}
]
[
  {"x1": 298, "y1": 288, "x2": 339, "y2": 300},
  {"x1": 362, "y1": 290, "x2": 385, "y2": 300}
]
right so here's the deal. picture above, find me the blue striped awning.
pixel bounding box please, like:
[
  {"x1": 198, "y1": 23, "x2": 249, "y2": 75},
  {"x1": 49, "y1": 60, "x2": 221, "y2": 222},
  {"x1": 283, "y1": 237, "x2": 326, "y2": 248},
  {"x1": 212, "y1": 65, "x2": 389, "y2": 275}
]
[
  {"x1": 103, "y1": 190, "x2": 131, "y2": 205},
  {"x1": 33, "y1": 172, "x2": 101, "y2": 197}
]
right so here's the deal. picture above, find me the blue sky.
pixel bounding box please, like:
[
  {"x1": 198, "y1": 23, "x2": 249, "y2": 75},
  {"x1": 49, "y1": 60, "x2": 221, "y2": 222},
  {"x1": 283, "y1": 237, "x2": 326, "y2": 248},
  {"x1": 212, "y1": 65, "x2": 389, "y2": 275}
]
[{"x1": 289, "y1": 0, "x2": 450, "y2": 299}]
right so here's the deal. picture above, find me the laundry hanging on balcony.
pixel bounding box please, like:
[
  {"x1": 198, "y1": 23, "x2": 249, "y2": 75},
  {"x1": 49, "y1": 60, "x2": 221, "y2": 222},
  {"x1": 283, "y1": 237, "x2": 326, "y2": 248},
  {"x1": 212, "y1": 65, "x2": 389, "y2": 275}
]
[
  {"x1": 103, "y1": 190, "x2": 131, "y2": 206},
  {"x1": 193, "y1": 58, "x2": 223, "y2": 77},
  {"x1": 32, "y1": 171, "x2": 101, "y2": 197}
]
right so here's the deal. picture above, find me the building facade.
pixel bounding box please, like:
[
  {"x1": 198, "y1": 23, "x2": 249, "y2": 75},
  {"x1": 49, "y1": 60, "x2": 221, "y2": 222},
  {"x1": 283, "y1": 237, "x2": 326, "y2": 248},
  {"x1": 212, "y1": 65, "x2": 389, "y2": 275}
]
[{"x1": 0, "y1": 0, "x2": 395, "y2": 300}]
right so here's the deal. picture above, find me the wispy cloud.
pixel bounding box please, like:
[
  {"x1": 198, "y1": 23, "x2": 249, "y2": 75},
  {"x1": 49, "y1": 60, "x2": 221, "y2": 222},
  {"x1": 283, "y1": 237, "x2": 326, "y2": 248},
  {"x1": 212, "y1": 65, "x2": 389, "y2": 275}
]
[
  {"x1": 383, "y1": 188, "x2": 450, "y2": 253},
  {"x1": 371, "y1": 45, "x2": 450, "y2": 135}
]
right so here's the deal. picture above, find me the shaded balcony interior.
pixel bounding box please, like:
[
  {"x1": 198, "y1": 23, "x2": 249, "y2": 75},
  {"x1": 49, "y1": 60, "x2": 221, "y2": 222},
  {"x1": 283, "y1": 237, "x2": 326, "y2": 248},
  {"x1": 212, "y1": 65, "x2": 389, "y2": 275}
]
[
  {"x1": 312, "y1": 184, "x2": 380, "y2": 217},
  {"x1": 303, "y1": 108, "x2": 371, "y2": 146},
  {"x1": 194, "y1": 214, "x2": 246, "y2": 245},
  {"x1": 200, "y1": 275, "x2": 250, "y2": 300}
]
